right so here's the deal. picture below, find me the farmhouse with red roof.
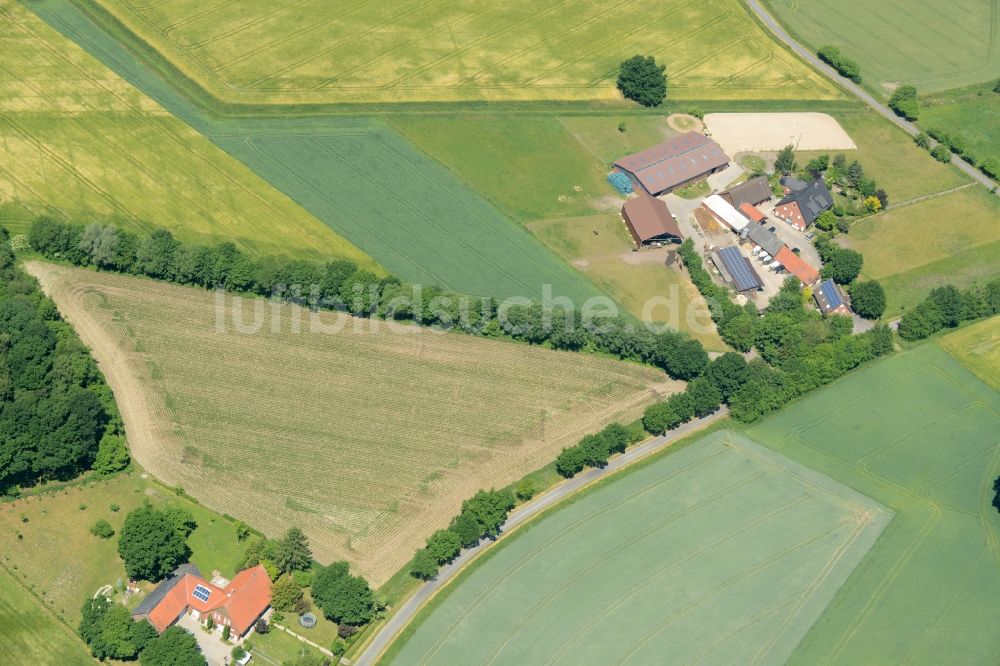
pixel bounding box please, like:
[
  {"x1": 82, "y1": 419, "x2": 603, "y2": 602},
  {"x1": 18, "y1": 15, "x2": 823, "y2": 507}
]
[{"x1": 132, "y1": 563, "x2": 271, "y2": 638}]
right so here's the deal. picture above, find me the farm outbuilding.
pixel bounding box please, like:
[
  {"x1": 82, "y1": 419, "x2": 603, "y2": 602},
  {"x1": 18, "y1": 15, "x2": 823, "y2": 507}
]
[
  {"x1": 702, "y1": 194, "x2": 748, "y2": 233},
  {"x1": 711, "y1": 246, "x2": 763, "y2": 293},
  {"x1": 613, "y1": 132, "x2": 729, "y2": 196},
  {"x1": 721, "y1": 176, "x2": 772, "y2": 208},
  {"x1": 621, "y1": 194, "x2": 683, "y2": 247},
  {"x1": 775, "y1": 247, "x2": 820, "y2": 285}
]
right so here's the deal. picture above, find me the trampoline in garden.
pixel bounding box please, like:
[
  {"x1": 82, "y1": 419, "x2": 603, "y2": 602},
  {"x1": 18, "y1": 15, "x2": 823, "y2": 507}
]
[{"x1": 299, "y1": 613, "x2": 317, "y2": 629}]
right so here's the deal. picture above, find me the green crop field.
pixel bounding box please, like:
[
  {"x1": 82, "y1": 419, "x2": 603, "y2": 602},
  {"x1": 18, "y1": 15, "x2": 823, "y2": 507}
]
[
  {"x1": 88, "y1": 0, "x2": 841, "y2": 106},
  {"x1": 842, "y1": 187, "x2": 1000, "y2": 316},
  {"x1": 385, "y1": 431, "x2": 889, "y2": 665},
  {"x1": 24, "y1": 0, "x2": 605, "y2": 302},
  {"x1": 29, "y1": 262, "x2": 671, "y2": 586},
  {"x1": 763, "y1": 0, "x2": 1000, "y2": 96},
  {"x1": 940, "y1": 315, "x2": 1000, "y2": 391},
  {"x1": 0, "y1": 0, "x2": 372, "y2": 264},
  {"x1": 0, "y1": 473, "x2": 246, "y2": 627},
  {"x1": 747, "y1": 343, "x2": 1000, "y2": 664},
  {"x1": 0, "y1": 568, "x2": 93, "y2": 666},
  {"x1": 921, "y1": 86, "x2": 1000, "y2": 170}
]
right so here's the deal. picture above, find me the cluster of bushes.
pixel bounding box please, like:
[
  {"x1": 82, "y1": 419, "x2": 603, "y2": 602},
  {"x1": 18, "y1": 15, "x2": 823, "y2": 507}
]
[
  {"x1": 643, "y1": 375, "x2": 723, "y2": 433},
  {"x1": 919, "y1": 128, "x2": 999, "y2": 178},
  {"x1": 898, "y1": 280, "x2": 1000, "y2": 341},
  {"x1": 823, "y1": 154, "x2": 888, "y2": 216},
  {"x1": 817, "y1": 46, "x2": 861, "y2": 83},
  {"x1": 410, "y1": 489, "x2": 515, "y2": 580},
  {"x1": 554, "y1": 422, "x2": 640, "y2": 477},
  {"x1": 0, "y1": 229, "x2": 126, "y2": 496},
  {"x1": 889, "y1": 85, "x2": 920, "y2": 120},
  {"x1": 26, "y1": 217, "x2": 709, "y2": 382},
  {"x1": 79, "y1": 596, "x2": 202, "y2": 664},
  {"x1": 815, "y1": 237, "x2": 864, "y2": 285}
]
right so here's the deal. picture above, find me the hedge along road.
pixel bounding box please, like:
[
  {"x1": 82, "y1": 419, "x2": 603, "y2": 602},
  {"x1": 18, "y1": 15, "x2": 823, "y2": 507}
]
[
  {"x1": 354, "y1": 408, "x2": 728, "y2": 666},
  {"x1": 744, "y1": 0, "x2": 999, "y2": 194},
  {"x1": 25, "y1": 0, "x2": 607, "y2": 303}
]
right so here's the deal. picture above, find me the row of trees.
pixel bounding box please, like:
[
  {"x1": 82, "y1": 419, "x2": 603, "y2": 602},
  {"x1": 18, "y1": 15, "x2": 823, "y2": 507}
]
[
  {"x1": 554, "y1": 422, "x2": 639, "y2": 477},
  {"x1": 898, "y1": 281, "x2": 1000, "y2": 341},
  {"x1": 410, "y1": 489, "x2": 516, "y2": 580},
  {"x1": 0, "y1": 229, "x2": 126, "y2": 496},
  {"x1": 79, "y1": 596, "x2": 204, "y2": 664},
  {"x1": 817, "y1": 46, "x2": 861, "y2": 83},
  {"x1": 26, "y1": 217, "x2": 710, "y2": 382},
  {"x1": 918, "y1": 128, "x2": 1000, "y2": 180}
]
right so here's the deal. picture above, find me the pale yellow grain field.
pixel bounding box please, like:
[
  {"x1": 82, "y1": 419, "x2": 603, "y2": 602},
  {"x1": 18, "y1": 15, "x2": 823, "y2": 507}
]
[{"x1": 28, "y1": 262, "x2": 675, "y2": 584}]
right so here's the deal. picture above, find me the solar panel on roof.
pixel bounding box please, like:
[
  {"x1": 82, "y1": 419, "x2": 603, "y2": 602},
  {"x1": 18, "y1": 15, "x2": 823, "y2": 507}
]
[
  {"x1": 193, "y1": 584, "x2": 211, "y2": 602},
  {"x1": 821, "y1": 280, "x2": 843, "y2": 309},
  {"x1": 718, "y1": 247, "x2": 761, "y2": 292}
]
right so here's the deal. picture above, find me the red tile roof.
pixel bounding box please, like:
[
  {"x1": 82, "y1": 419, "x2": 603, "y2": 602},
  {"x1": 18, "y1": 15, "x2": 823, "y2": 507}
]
[
  {"x1": 144, "y1": 565, "x2": 271, "y2": 636},
  {"x1": 739, "y1": 202, "x2": 766, "y2": 224},
  {"x1": 775, "y1": 247, "x2": 820, "y2": 285}
]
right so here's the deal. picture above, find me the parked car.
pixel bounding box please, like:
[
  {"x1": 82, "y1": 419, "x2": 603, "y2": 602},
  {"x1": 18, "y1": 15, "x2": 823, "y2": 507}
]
[
  {"x1": 792, "y1": 247, "x2": 801, "y2": 255},
  {"x1": 805, "y1": 232, "x2": 815, "y2": 240},
  {"x1": 768, "y1": 226, "x2": 776, "y2": 233}
]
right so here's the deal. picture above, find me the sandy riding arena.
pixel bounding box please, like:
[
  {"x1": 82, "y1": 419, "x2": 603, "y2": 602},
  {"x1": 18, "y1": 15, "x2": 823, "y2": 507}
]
[{"x1": 704, "y1": 113, "x2": 856, "y2": 155}]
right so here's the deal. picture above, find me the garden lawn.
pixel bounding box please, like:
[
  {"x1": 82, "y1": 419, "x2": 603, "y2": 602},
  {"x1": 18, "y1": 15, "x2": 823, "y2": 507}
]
[
  {"x1": 0, "y1": 0, "x2": 372, "y2": 264},
  {"x1": 939, "y1": 315, "x2": 1000, "y2": 392},
  {"x1": 527, "y1": 214, "x2": 727, "y2": 351},
  {"x1": 0, "y1": 473, "x2": 247, "y2": 627},
  {"x1": 842, "y1": 187, "x2": 1000, "y2": 316},
  {"x1": 795, "y1": 109, "x2": 969, "y2": 203},
  {"x1": 748, "y1": 343, "x2": 1000, "y2": 664},
  {"x1": 87, "y1": 0, "x2": 841, "y2": 105},
  {"x1": 384, "y1": 431, "x2": 889, "y2": 665},
  {"x1": 763, "y1": 0, "x2": 1000, "y2": 96},
  {"x1": 0, "y1": 568, "x2": 93, "y2": 666}
]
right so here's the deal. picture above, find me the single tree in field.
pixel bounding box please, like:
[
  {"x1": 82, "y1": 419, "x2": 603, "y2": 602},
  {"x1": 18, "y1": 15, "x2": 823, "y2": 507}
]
[
  {"x1": 992, "y1": 476, "x2": 1000, "y2": 513},
  {"x1": 118, "y1": 503, "x2": 191, "y2": 582},
  {"x1": 849, "y1": 281, "x2": 886, "y2": 320},
  {"x1": 775, "y1": 145, "x2": 796, "y2": 173},
  {"x1": 616, "y1": 55, "x2": 667, "y2": 107},
  {"x1": 273, "y1": 527, "x2": 312, "y2": 574},
  {"x1": 888, "y1": 85, "x2": 920, "y2": 120}
]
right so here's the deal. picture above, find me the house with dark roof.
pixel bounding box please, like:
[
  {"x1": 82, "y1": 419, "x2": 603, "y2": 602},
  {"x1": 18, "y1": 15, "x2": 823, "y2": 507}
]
[
  {"x1": 613, "y1": 132, "x2": 729, "y2": 196},
  {"x1": 711, "y1": 246, "x2": 763, "y2": 294},
  {"x1": 721, "y1": 176, "x2": 772, "y2": 209},
  {"x1": 814, "y1": 278, "x2": 852, "y2": 316},
  {"x1": 774, "y1": 178, "x2": 833, "y2": 231},
  {"x1": 132, "y1": 564, "x2": 271, "y2": 639},
  {"x1": 621, "y1": 194, "x2": 683, "y2": 247}
]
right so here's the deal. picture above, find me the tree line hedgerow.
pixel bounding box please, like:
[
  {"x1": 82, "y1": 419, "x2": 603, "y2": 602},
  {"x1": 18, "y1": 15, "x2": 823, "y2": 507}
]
[
  {"x1": 26, "y1": 216, "x2": 710, "y2": 383},
  {"x1": 0, "y1": 228, "x2": 127, "y2": 496},
  {"x1": 817, "y1": 46, "x2": 862, "y2": 83},
  {"x1": 898, "y1": 281, "x2": 1000, "y2": 341}
]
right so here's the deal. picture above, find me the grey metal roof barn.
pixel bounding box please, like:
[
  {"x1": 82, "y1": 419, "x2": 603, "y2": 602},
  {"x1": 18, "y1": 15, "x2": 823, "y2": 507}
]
[
  {"x1": 721, "y1": 176, "x2": 772, "y2": 208},
  {"x1": 777, "y1": 178, "x2": 833, "y2": 226},
  {"x1": 713, "y1": 246, "x2": 763, "y2": 293},
  {"x1": 613, "y1": 132, "x2": 729, "y2": 196},
  {"x1": 744, "y1": 225, "x2": 785, "y2": 257}
]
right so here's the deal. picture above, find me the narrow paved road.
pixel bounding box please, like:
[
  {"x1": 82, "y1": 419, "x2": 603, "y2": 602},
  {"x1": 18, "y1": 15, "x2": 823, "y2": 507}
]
[
  {"x1": 354, "y1": 408, "x2": 728, "y2": 666},
  {"x1": 744, "y1": 0, "x2": 998, "y2": 194}
]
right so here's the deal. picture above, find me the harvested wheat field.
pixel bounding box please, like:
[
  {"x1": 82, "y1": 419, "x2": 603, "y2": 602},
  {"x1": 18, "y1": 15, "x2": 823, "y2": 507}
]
[
  {"x1": 704, "y1": 113, "x2": 856, "y2": 155},
  {"x1": 27, "y1": 262, "x2": 673, "y2": 584}
]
